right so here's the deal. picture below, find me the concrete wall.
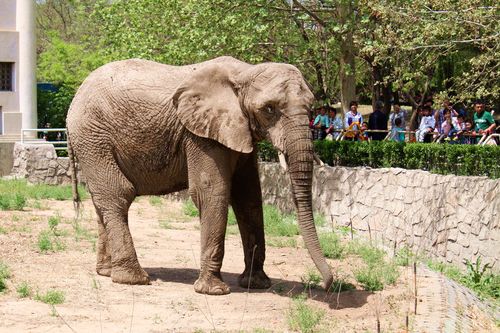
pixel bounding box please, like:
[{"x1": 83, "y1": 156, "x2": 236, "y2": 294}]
[
  {"x1": 0, "y1": 142, "x2": 14, "y2": 176},
  {"x1": 260, "y1": 163, "x2": 499, "y2": 269}
]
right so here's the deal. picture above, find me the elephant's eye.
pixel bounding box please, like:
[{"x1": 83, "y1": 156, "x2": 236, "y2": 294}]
[{"x1": 264, "y1": 105, "x2": 275, "y2": 115}]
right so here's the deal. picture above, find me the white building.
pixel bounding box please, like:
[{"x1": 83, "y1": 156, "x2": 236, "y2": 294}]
[{"x1": 0, "y1": 0, "x2": 36, "y2": 139}]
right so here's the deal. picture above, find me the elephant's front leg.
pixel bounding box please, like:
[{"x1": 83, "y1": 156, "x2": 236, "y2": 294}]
[
  {"x1": 231, "y1": 153, "x2": 271, "y2": 289},
  {"x1": 187, "y1": 139, "x2": 237, "y2": 295}
]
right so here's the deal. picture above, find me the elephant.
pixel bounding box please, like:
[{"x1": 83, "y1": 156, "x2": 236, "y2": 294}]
[{"x1": 66, "y1": 56, "x2": 333, "y2": 295}]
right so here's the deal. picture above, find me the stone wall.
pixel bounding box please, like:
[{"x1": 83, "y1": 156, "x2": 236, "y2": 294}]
[
  {"x1": 259, "y1": 163, "x2": 499, "y2": 269},
  {"x1": 0, "y1": 142, "x2": 15, "y2": 177},
  {"x1": 10, "y1": 143, "x2": 74, "y2": 185}
]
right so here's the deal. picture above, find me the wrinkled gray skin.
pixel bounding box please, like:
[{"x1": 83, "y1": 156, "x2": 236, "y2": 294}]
[{"x1": 66, "y1": 56, "x2": 333, "y2": 295}]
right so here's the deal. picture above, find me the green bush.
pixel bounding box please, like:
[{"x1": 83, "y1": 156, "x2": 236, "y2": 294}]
[
  {"x1": 313, "y1": 141, "x2": 499, "y2": 178},
  {"x1": 319, "y1": 233, "x2": 345, "y2": 259}
]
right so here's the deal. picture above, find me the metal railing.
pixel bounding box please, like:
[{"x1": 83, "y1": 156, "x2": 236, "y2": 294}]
[{"x1": 21, "y1": 128, "x2": 68, "y2": 151}]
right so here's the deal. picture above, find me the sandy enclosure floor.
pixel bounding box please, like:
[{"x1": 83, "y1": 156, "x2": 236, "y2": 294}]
[{"x1": 0, "y1": 197, "x2": 495, "y2": 332}]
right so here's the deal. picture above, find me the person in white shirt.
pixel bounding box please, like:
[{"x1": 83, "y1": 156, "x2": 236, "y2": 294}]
[{"x1": 415, "y1": 106, "x2": 435, "y2": 142}]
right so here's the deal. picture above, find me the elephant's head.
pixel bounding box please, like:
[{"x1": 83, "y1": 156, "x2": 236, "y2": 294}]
[{"x1": 173, "y1": 61, "x2": 333, "y2": 290}]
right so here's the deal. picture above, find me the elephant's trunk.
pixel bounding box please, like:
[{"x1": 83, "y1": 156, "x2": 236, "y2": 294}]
[{"x1": 284, "y1": 119, "x2": 333, "y2": 291}]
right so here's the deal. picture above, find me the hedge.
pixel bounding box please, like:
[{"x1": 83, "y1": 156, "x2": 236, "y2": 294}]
[{"x1": 257, "y1": 141, "x2": 500, "y2": 179}]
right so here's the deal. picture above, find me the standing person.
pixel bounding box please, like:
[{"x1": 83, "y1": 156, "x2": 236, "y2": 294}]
[
  {"x1": 389, "y1": 103, "x2": 407, "y2": 129},
  {"x1": 313, "y1": 106, "x2": 330, "y2": 140},
  {"x1": 326, "y1": 107, "x2": 343, "y2": 139},
  {"x1": 473, "y1": 101, "x2": 496, "y2": 137},
  {"x1": 368, "y1": 100, "x2": 388, "y2": 141},
  {"x1": 344, "y1": 101, "x2": 363, "y2": 140}
]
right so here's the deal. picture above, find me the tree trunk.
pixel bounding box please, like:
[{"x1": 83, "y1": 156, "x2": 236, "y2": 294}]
[{"x1": 338, "y1": 2, "x2": 356, "y2": 114}]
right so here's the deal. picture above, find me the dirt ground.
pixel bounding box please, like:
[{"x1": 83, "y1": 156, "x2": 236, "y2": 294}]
[{"x1": 0, "y1": 197, "x2": 495, "y2": 332}]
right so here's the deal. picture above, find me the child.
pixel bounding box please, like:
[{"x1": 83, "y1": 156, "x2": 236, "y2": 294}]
[
  {"x1": 415, "y1": 106, "x2": 435, "y2": 142},
  {"x1": 390, "y1": 117, "x2": 405, "y2": 142},
  {"x1": 359, "y1": 121, "x2": 369, "y2": 141}
]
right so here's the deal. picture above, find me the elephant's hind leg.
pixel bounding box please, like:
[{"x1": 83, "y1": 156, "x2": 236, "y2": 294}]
[
  {"x1": 231, "y1": 153, "x2": 271, "y2": 289},
  {"x1": 86, "y1": 159, "x2": 149, "y2": 285},
  {"x1": 95, "y1": 210, "x2": 111, "y2": 277}
]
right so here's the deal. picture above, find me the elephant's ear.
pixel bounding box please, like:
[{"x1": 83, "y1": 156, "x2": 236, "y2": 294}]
[{"x1": 173, "y1": 64, "x2": 253, "y2": 153}]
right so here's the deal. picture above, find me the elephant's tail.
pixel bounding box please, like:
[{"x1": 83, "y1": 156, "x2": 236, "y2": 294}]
[{"x1": 67, "y1": 130, "x2": 81, "y2": 218}]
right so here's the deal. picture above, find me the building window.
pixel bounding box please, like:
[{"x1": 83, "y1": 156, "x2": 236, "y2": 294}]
[{"x1": 0, "y1": 63, "x2": 14, "y2": 91}]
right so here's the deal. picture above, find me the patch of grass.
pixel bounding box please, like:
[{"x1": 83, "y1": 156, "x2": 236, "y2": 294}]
[
  {"x1": 354, "y1": 261, "x2": 399, "y2": 292},
  {"x1": 301, "y1": 269, "x2": 322, "y2": 290},
  {"x1": 395, "y1": 246, "x2": 415, "y2": 266},
  {"x1": 37, "y1": 230, "x2": 53, "y2": 252},
  {"x1": 348, "y1": 241, "x2": 385, "y2": 265},
  {"x1": 148, "y1": 196, "x2": 163, "y2": 207},
  {"x1": 427, "y1": 257, "x2": 499, "y2": 301},
  {"x1": 329, "y1": 277, "x2": 356, "y2": 293},
  {"x1": 226, "y1": 225, "x2": 239, "y2": 236},
  {"x1": 314, "y1": 213, "x2": 326, "y2": 227},
  {"x1": 0, "y1": 262, "x2": 11, "y2": 293},
  {"x1": 0, "y1": 179, "x2": 88, "y2": 202},
  {"x1": 0, "y1": 226, "x2": 7, "y2": 234},
  {"x1": 227, "y1": 207, "x2": 237, "y2": 225},
  {"x1": 182, "y1": 199, "x2": 199, "y2": 217},
  {"x1": 267, "y1": 237, "x2": 297, "y2": 248},
  {"x1": 0, "y1": 193, "x2": 27, "y2": 211},
  {"x1": 336, "y1": 225, "x2": 353, "y2": 236},
  {"x1": 35, "y1": 289, "x2": 65, "y2": 305},
  {"x1": 287, "y1": 294, "x2": 325, "y2": 333},
  {"x1": 16, "y1": 282, "x2": 32, "y2": 298},
  {"x1": 263, "y1": 205, "x2": 299, "y2": 237},
  {"x1": 319, "y1": 232, "x2": 344, "y2": 259}
]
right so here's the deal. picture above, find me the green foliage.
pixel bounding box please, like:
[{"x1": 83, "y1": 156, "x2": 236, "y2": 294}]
[
  {"x1": 148, "y1": 196, "x2": 163, "y2": 207},
  {"x1": 330, "y1": 278, "x2": 356, "y2": 293},
  {"x1": 0, "y1": 179, "x2": 88, "y2": 202},
  {"x1": 301, "y1": 269, "x2": 322, "y2": 290},
  {"x1": 287, "y1": 294, "x2": 325, "y2": 333},
  {"x1": 37, "y1": 231, "x2": 54, "y2": 252},
  {"x1": 312, "y1": 141, "x2": 500, "y2": 179},
  {"x1": 0, "y1": 262, "x2": 11, "y2": 293},
  {"x1": 38, "y1": 217, "x2": 66, "y2": 253},
  {"x1": 427, "y1": 258, "x2": 499, "y2": 301},
  {"x1": 227, "y1": 207, "x2": 237, "y2": 226},
  {"x1": 395, "y1": 246, "x2": 415, "y2": 267},
  {"x1": 35, "y1": 289, "x2": 65, "y2": 305},
  {"x1": 37, "y1": 85, "x2": 76, "y2": 129},
  {"x1": 182, "y1": 199, "x2": 199, "y2": 217},
  {"x1": 319, "y1": 233, "x2": 345, "y2": 259},
  {"x1": 0, "y1": 193, "x2": 27, "y2": 211},
  {"x1": 267, "y1": 237, "x2": 297, "y2": 248},
  {"x1": 257, "y1": 141, "x2": 279, "y2": 162},
  {"x1": 349, "y1": 242, "x2": 399, "y2": 291},
  {"x1": 17, "y1": 282, "x2": 32, "y2": 298},
  {"x1": 263, "y1": 205, "x2": 299, "y2": 237}
]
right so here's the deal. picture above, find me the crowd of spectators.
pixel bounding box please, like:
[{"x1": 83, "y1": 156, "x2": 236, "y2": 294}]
[{"x1": 309, "y1": 98, "x2": 498, "y2": 145}]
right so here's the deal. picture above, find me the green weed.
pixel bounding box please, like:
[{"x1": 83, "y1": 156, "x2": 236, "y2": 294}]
[
  {"x1": 148, "y1": 196, "x2": 163, "y2": 207},
  {"x1": 354, "y1": 262, "x2": 399, "y2": 291},
  {"x1": 0, "y1": 179, "x2": 88, "y2": 201},
  {"x1": 267, "y1": 237, "x2": 297, "y2": 248},
  {"x1": 37, "y1": 230, "x2": 53, "y2": 252},
  {"x1": 0, "y1": 193, "x2": 27, "y2": 211},
  {"x1": 301, "y1": 269, "x2": 322, "y2": 290},
  {"x1": 0, "y1": 262, "x2": 10, "y2": 293},
  {"x1": 395, "y1": 246, "x2": 415, "y2": 267},
  {"x1": 0, "y1": 226, "x2": 7, "y2": 234},
  {"x1": 182, "y1": 199, "x2": 199, "y2": 217},
  {"x1": 319, "y1": 232, "x2": 344, "y2": 259},
  {"x1": 287, "y1": 294, "x2": 325, "y2": 333},
  {"x1": 227, "y1": 207, "x2": 237, "y2": 225},
  {"x1": 35, "y1": 289, "x2": 65, "y2": 305},
  {"x1": 72, "y1": 219, "x2": 95, "y2": 241},
  {"x1": 16, "y1": 282, "x2": 32, "y2": 298},
  {"x1": 314, "y1": 213, "x2": 326, "y2": 227},
  {"x1": 263, "y1": 205, "x2": 299, "y2": 237},
  {"x1": 329, "y1": 278, "x2": 356, "y2": 293}
]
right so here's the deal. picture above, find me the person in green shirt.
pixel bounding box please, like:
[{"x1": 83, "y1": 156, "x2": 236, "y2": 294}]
[{"x1": 473, "y1": 101, "x2": 496, "y2": 135}]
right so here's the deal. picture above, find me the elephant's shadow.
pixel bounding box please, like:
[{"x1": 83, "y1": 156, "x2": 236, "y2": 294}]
[{"x1": 145, "y1": 267, "x2": 372, "y2": 310}]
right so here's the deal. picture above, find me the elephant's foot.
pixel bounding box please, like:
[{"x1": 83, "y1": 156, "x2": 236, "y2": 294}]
[
  {"x1": 194, "y1": 272, "x2": 230, "y2": 295},
  {"x1": 238, "y1": 269, "x2": 271, "y2": 289},
  {"x1": 111, "y1": 265, "x2": 150, "y2": 285}
]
